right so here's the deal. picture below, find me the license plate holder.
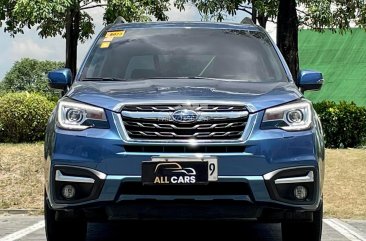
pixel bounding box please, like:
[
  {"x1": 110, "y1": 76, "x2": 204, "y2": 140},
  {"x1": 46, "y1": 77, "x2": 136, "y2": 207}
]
[{"x1": 142, "y1": 157, "x2": 218, "y2": 185}]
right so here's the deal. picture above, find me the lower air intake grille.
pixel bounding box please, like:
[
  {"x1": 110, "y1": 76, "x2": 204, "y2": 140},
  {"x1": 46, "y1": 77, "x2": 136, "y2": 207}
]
[{"x1": 119, "y1": 182, "x2": 251, "y2": 196}]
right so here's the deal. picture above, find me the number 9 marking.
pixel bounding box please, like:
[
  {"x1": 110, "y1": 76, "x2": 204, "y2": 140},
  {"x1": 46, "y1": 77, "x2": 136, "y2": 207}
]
[{"x1": 209, "y1": 163, "x2": 216, "y2": 176}]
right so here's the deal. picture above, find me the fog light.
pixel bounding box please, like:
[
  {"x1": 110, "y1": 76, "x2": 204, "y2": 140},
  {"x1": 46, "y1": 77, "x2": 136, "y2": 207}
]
[
  {"x1": 294, "y1": 185, "x2": 308, "y2": 200},
  {"x1": 62, "y1": 185, "x2": 76, "y2": 199}
]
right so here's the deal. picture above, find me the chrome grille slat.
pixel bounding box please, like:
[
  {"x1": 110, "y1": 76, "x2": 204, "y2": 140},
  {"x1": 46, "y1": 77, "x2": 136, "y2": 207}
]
[
  {"x1": 121, "y1": 111, "x2": 249, "y2": 121},
  {"x1": 123, "y1": 105, "x2": 247, "y2": 112},
  {"x1": 121, "y1": 104, "x2": 249, "y2": 141},
  {"x1": 127, "y1": 131, "x2": 244, "y2": 138}
]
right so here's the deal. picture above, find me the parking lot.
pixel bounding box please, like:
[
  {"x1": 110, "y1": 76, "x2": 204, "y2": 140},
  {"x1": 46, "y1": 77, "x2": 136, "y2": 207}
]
[{"x1": 0, "y1": 215, "x2": 365, "y2": 241}]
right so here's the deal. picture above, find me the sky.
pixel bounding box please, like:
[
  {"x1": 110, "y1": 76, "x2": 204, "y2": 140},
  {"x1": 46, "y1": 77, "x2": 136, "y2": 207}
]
[{"x1": 0, "y1": 3, "x2": 276, "y2": 80}]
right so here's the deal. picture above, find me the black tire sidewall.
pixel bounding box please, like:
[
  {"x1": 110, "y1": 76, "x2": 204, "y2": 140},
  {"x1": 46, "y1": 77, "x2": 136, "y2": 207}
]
[
  {"x1": 44, "y1": 194, "x2": 87, "y2": 241},
  {"x1": 282, "y1": 201, "x2": 323, "y2": 241}
]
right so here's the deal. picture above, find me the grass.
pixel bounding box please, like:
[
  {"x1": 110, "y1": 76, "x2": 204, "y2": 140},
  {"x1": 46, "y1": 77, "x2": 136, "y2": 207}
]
[
  {"x1": 0, "y1": 144, "x2": 365, "y2": 219},
  {"x1": 323, "y1": 148, "x2": 366, "y2": 219},
  {"x1": 299, "y1": 29, "x2": 366, "y2": 106},
  {"x1": 0, "y1": 143, "x2": 44, "y2": 210}
]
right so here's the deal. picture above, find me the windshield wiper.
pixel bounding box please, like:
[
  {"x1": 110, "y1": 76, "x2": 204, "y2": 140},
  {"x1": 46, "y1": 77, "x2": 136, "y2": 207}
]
[
  {"x1": 82, "y1": 76, "x2": 222, "y2": 81},
  {"x1": 81, "y1": 77, "x2": 128, "y2": 82},
  {"x1": 143, "y1": 76, "x2": 207, "y2": 80}
]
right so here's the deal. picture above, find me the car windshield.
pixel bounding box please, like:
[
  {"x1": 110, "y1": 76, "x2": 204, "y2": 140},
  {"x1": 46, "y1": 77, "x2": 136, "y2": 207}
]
[{"x1": 80, "y1": 28, "x2": 288, "y2": 82}]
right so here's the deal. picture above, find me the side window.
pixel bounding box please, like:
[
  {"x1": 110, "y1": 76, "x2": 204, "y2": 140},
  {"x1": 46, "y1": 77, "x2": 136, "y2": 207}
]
[{"x1": 125, "y1": 55, "x2": 156, "y2": 79}]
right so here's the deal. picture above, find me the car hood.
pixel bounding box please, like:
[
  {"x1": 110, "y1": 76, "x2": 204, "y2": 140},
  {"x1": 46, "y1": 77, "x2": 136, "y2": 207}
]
[{"x1": 66, "y1": 79, "x2": 302, "y2": 112}]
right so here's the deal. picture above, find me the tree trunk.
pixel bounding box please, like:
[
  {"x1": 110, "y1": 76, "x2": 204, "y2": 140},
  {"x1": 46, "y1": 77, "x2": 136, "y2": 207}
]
[
  {"x1": 251, "y1": 0, "x2": 257, "y2": 24},
  {"x1": 257, "y1": 13, "x2": 268, "y2": 28},
  {"x1": 65, "y1": 6, "x2": 80, "y2": 81},
  {"x1": 277, "y1": 0, "x2": 299, "y2": 82}
]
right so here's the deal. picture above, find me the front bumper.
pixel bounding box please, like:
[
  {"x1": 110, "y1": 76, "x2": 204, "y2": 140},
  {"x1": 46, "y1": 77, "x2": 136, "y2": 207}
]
[
  {"x1": 47, "y1": 164, "x2": 321, "y2": 212},
  {"x1": 44, "y1": 111, "x2": 324, "y2": 220}
]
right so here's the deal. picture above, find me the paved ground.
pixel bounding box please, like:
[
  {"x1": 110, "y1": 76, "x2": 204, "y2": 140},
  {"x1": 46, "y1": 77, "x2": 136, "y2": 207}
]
[{"x1": 0, "y1": 215, "x2": 365, "y2": 241}]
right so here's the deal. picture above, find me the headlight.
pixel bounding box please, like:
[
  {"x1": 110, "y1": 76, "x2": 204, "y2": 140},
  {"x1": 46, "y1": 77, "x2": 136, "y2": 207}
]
[
  {"x1": 261, "y1": 100, "x2": 312, "y2": 131},
  {"x1": 57, "y1": 98, "x2": 108, "y2": 130}
]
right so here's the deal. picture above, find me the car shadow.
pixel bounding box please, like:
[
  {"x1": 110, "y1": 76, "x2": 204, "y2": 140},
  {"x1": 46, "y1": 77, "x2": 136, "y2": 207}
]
[{"x1": 87, "y1": 221, "x2": 282, "y2": 241}]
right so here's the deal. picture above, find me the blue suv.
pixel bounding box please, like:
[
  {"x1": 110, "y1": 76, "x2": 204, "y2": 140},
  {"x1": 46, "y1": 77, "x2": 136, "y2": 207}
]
[{"x1": 45, "y1": 20, "x2": 325, "y2": 241}]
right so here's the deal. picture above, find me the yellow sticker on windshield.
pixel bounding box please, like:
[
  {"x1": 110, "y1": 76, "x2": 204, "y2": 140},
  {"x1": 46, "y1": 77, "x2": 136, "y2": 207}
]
[
  {"x1": 105, "y1": 31, "x2": 125, "y2": 38},
  {"x1": 103, "y1": 37, "x2": 114, "y2": 42},
  {"x1": 100, "y1": 42, "x2": 111, "y2": 49}
]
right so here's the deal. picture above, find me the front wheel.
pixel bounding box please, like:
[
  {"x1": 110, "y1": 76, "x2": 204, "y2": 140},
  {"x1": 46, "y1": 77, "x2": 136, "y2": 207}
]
[
  {"x1": 282, "y1": 201, "x2": 323, "y2": 241},
  {"x1": 44, "y1": 194, "x2": 87, "y2": 241}
]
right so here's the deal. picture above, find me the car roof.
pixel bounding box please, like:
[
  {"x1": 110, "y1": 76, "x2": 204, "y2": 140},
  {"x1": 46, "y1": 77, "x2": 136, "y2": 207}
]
[{"x1": 108, "y1": 21, "x2": 262, "y2": 32}]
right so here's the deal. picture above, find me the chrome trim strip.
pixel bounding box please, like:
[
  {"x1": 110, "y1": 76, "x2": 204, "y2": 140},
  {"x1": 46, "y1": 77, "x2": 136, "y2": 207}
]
[
  {"x1": 199, "y1": 111, "x2": 249, "y2": 120},
  {"x1": 107, "y1": 175, "x2": 140, "y2": 180},
  {"x1": 55, "y1": 165, "x2": 107, "y2": 180},
  {"x1": 55, "y1": 170, "x2": 95, "y2": 184},
  {"x1": 121, "y1": 110, "x2": 249, "y2": 121},
  {"x1": 122, "y1": 111, "x2": 171, "y2": 120},
  {"x1": 274, "y1": 171, "x2": 314, "y2": 184},
  {"x1": 106, "y1": 175, "x2": 261, "y2": 181},
  {"x1": 117, "y1": 152, "x2": 254, "y2": 157},
  {"x1": 263, "y1": 166, "x2": 315, "y2": 181},
  {"x1": 219, "y1": 176, "x2": 263, "y2": 181}
]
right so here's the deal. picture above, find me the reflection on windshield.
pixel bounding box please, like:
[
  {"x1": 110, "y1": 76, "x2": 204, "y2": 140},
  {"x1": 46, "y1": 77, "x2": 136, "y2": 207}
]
[{"x1": 81, "y1": 28, "x2": 287, "y2": 82}]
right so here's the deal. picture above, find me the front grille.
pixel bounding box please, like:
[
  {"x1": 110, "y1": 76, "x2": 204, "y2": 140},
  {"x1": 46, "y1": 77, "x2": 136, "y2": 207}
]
[
  {"x1": 121, "y1": 104, "x2": 249, "y2": 141},
  {"x1": 124, "y1": 145, "x2": 245, "y2": 153}
]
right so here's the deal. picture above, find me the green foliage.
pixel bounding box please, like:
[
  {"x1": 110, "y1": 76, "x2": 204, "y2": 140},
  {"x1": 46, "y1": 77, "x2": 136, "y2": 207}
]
[
  {"x1": 314, "y1": 101, "x2": 366, "y2": 148},
  {"x1": 175, "y1": 0, "x2": 366, "y2": 32},
  {"x1": 1, "y1": 0, "x2": 170, "y2": 42},
  {"x1": 104, "y1": 0, "x2": 170, "y2": 24},
  {"x1": 1, "y1": 0, "x2": 172, "y2": 75},
  {"x1": 300, "y1": 0, "x2": 366, "y2": 33},
  {"x1": 0, "y1": 82, "x2": 6, "y2": 96},
  {"x1": 2, "y1": 58, "x2": 63, "y2": 101},
  {"x1": 0, "y1": 92, "x2": 56, "y2": 143}
]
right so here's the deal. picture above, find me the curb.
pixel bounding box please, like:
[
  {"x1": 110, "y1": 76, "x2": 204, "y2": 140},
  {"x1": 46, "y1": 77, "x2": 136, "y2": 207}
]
[{"x1": 0, "y1": 209, "x2": 42, "y2": 215}]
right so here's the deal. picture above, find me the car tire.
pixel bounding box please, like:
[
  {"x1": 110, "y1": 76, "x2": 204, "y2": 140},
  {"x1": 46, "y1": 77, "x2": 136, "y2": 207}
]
[
  {"x1": 282, "y1": 201, "x2": 323, "y2": 241},
  {"x1": 44, "y1": 193, "x2": 87, "y2": 241}
]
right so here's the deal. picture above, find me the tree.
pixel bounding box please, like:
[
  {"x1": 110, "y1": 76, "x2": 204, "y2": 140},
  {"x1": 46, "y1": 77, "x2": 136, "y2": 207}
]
[
  {"x1": 174, "y1": 0, "x2": 277, "y2": 28},
  {"x1": 0, "y1": 0, "x2": 171, "y2": 77},
  {"x1": 175, "y1": 0, "x2": 366, "y2": 81},
  {"x1": 277, "y1": 0, "x2": 298, "y2": 82},
  {"x1": 1, "y1": 58, "x2": 64, "y2": 100},
  {"x1": 277, "y1": 0, "x2": 366, "y2": 82}
]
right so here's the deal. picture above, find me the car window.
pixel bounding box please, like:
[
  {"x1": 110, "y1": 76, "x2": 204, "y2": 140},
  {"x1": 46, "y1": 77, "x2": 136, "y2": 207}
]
[{"x1": 81, "y1": 28, "x2": 287, "y2": 82}]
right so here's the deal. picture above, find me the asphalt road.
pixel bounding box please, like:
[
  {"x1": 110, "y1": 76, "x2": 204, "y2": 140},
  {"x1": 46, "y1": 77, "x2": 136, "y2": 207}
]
[{"x1": 0, "y1": 215, "x2": 365, "y2": 241}]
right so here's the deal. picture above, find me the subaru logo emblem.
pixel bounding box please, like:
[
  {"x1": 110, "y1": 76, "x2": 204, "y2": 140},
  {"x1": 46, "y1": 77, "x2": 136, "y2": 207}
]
[{"x1": 172, "y1": 109, "x2": 199, "y2": 123}]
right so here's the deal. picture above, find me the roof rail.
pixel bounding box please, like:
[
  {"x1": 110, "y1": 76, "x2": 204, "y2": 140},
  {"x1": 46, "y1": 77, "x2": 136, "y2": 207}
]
[
  {"x1": 240, "y1": 17, "x2": 255, "y2": 25},
  {"x1": 114, "y1": 16, "x2": 128, "y2": 24}
]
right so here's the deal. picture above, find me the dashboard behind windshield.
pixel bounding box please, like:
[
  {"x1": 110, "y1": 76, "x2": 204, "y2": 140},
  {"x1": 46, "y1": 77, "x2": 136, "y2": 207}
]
[{"x1": 80, "y1": 28, "x2": 287, "y2": 82}]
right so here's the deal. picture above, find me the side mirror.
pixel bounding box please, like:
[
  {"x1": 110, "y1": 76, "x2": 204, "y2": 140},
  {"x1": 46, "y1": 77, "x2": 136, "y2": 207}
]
[
  {"x1": 48, "y1": 68, "x2": 72, "y2": 90},
  {"x1": 298, "y1": 70, "x2": 324, "y2": 92}
]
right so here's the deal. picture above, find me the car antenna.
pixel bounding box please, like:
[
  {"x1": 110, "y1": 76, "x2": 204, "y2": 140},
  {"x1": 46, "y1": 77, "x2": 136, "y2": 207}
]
[
  {"x1": 240, "y1": 17, "x2": 255, "y2": 25},
  {"x1": 114, "y1": 16, "x2": 128, "y2": 24}
]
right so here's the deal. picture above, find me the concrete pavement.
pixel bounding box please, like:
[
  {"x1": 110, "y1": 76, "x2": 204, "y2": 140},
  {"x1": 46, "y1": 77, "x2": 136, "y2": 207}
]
[{"x1": 0, "y1": 215, "x2": 365, "y2": 241}]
